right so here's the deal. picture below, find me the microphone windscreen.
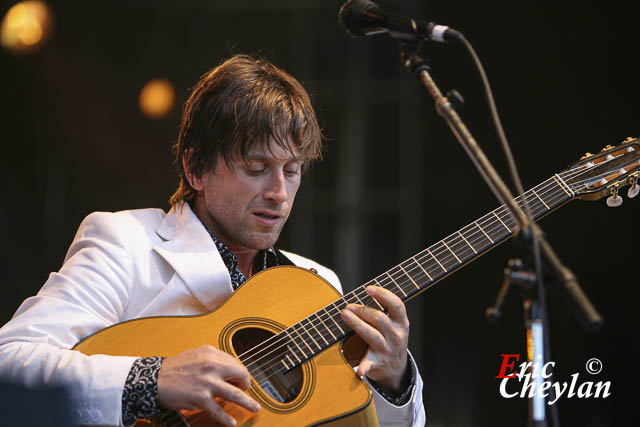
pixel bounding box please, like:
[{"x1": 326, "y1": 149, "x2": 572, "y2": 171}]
[{"x1": 338, "y1": 0, "x2": 384, "y2": 38}]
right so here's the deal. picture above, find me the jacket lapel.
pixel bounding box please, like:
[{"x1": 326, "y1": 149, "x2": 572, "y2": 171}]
[{"x1": 152, "y1": 204, "x2": 233, "y2": 310}]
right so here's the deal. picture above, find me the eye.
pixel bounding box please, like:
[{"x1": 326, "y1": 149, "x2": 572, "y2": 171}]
[
  {"x1": 284, "y1": 168, "x2": 299, "y2": 177},
  {"x1": 246, "y1": 168, "x2": 265, "y2": 176}
]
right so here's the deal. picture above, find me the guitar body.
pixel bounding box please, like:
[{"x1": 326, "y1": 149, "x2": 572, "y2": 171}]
[{"x1": 74, "y1": 267, "x2": 377, "y2": 427}]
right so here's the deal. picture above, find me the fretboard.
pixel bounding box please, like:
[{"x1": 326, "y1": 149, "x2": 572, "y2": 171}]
[{"x1": 240, "y1": 173, "x2": 576, "y2": 376}]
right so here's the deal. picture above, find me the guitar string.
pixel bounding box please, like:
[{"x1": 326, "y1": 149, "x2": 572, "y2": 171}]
[
  {"x1": 237, "y1": 164, "x2": 596, "y2": 375},
  {"x1": 171, "y1": 169, "x2": 618, "y2": 425},
  {"x1": 241, "y1": 180, "x2": 571, "y2": 380},
  {"x1": 166, "y1": 162, "x2": 616, "y2": 426},
  {"x1": 167, "y1": 154, "x2": 636, "y2": 424},
  {"x1": 237, "y1": 168, "x2": 587, "y2": 380},
  {"x1": 238, "y1": 159, "x2": 621, "y2": 382},
  {"x1": 244, "y1": 158, "x2": 625, "y2": 382},
  {"x1": 161, "y1": 155, "x2": 634, "y2": 425}
]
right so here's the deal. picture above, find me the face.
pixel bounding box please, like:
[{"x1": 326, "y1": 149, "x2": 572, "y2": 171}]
[{"x1": 188, "y1": 137, "x2": 302, "y2": 252}]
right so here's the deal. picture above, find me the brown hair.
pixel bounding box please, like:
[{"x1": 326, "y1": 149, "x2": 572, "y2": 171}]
[{"x1": 169, "y1": 54, "x2": 323, "y2": 207}]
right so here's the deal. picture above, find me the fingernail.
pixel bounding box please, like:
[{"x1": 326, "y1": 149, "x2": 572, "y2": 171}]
[
  {"x1": 254, "y1": 403, "x2": 261, "y2": 412},
  {"x1": 346, "y1": 304, "x2": 356, "y2": 312},
  {"x1": 343, "y1": 310, "x2": 352, "y2": 319},
  {"x1": 366, "y1": 286, "x2": 376, "y2": 294}
]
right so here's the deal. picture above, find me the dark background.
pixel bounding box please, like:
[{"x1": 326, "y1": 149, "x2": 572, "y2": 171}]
[{"x1": 1, "y1": 1, "x2": 637, "y2": 426}]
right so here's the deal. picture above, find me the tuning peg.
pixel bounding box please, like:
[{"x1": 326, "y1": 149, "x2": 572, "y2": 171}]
[
  {"x1": 606, "y1": 187, "x2": 623, "y2": 207},
  {"x1": 628, "y1": 176, "x2": 639, "y2": 198},
  {"x1": 581, "y1": 152, "x2": 593, "y2": 160},
  {"x1": 601, "y1": 145, "x2": 614, "y2": 152}
]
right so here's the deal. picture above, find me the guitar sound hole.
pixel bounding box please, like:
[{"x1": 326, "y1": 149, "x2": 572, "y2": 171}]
[{"x1": 232, "y1": 327, "x2": 303, "y2": 404}]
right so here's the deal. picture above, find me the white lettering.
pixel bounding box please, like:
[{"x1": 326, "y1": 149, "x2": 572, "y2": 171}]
[
  {"x1": 520, "y1": 374, "x2": 536, "y2": 398},
  {"x1": 499, "y1": 378, "x2": 519, "y2": 398},
  {"x1": 567, "y1": 373, "x2": 579, "y2": 397},
  {"x1": 539, "y1": 380, "x2": 551, "y2": 398},
  {"x1": 541, "y1": 361, "x2": 556, "y2": 378},
  {"x1": 498, "y1": 360, "x2": 612, "y2": 405},
  {"x1": 577, "y1": 381, "x2": 593, "y2": 398},
  {"x1": 593, "y1": 382, "x2": 611, "y2": 398},
  {"x1": 548, "y1": 381, "x2": 568, "y2": 405}
]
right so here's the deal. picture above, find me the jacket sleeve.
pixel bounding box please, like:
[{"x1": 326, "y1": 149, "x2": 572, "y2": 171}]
[
  {"x1": 0, "y1": 212, "x2": 139, "y2": 426},
  {"x1": 364, "y1": 352, "x2": 426, "y2": 426}
]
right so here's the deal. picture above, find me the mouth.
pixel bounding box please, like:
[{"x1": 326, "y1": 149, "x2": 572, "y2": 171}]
[
  {"x1": 252, "y1": 211, "x2": 284, "y2": 225},
  {"x1": 254, "y1": 212, "x2": 280, "y2": 220}
]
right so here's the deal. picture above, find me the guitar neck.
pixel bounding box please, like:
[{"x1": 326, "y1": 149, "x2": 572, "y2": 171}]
[{"x1": 240, "y1": 173, "x2": 577, "y2": 373}]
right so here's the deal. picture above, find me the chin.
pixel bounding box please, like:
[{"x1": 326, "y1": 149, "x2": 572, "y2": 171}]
[{"x1": 249, "y1": 232, "x2": 280, "y2": 250}]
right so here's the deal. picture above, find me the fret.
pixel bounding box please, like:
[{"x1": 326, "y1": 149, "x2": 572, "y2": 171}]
[
  {"x1": 329, "y1": 303, "x2": 345, "y2": 334},
  {"x1": 474, "y1": 220, "x2": 494, "y2": 244},
  {"x1": 426, "y1": 247, "x2": 447, "y2": 273},
  {"x1": 300, "y1": 318, "x2": 322, "y2": 351},
  {"x1": 530, "y1": 189, "x2": 550, "y2": 210},
  {"x1": 286, "y1": 353, "x2": 296, "y2": 366},
  {"x1": 399, "y1": 264, "x2": 420, "y2": 290},
  {"x1": 286, "y1": 330, "x2": 308, "y2": 360},
  {"x1": 281, "y1": 358, "x2": 289, "y2": 370},
  {"x1": 287, "y1": 344, "x2": 301, "y2": 363},
  {"x1": 412, "y1": 256, "x2": 433, "y2": 281},
  {"x1": 492, "y1": 211, "x2": 511, "y2": 233},
  {"x1": 386, "y1": 271, "x2": 407, "y2": 297},
  {"x1": 317, "y1": 309, "x2": 337, "y2": 341},
  {"x1": 442, "y1": 240, "x2": 461, "y2": 264},
  {"x1": 553, "y1": 174, "x2": 574, "y2": 197},
  {"x1": 293, "y1": 323, "x2": 315, "y2": 355},
  {"x1": 352, "y1": 291, "x2": 364, "y2": 305},
  {"x1": 308, "y1": 315, "x2": 329, "y2": 346},
  {"x1": 352, "y1": 289, "x2": 380, "y2": 312},
  {"x1": 458, "y1": 230, "x2": 477, "y2": 254},
  {"x1": 369, "y1": 281, "x2": 386, "y2": 310}
]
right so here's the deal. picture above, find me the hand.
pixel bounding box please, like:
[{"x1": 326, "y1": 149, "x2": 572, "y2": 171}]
[
  {"x1": 341, "y1": 286, "x2": 410, "y2": 392},
  {"x1": 157, "y1": 345, "x2": 260, "y2": 427}
]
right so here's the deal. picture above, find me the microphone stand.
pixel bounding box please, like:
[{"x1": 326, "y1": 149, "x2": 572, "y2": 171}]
[{"x1": 399, "y1": 45, "x2": 603, "y2": 427}]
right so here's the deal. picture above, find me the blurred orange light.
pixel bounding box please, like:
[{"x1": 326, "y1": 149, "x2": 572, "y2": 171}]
[
  {"x1": 1, "y1": 1, "x2": 52, "y2": 53},
  {"x1": 139, "y1": 78, "x2": 175, "y2": 120}
]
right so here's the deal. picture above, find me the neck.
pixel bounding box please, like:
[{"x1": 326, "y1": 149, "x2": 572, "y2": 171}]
[
  {"x1": 234, "y1": 247, "x2": 260, "y2": 277},
  {"x1": 190, "y1": 199, "x2": 259, "y2": 277}
]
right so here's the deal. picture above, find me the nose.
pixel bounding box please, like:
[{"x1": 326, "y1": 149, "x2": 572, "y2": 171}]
[{"x1": 264, "y1": 170, "x2": 288, "y2": 203}]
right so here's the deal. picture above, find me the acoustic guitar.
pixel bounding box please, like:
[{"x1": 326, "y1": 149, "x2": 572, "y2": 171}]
[{"x1": 74, "y1": 139, "x2": 639, "y2": 426}]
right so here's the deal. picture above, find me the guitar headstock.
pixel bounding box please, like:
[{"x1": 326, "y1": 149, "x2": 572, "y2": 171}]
[{"x1": 563, "y1": 137, "x2": 640, "y2": 206}]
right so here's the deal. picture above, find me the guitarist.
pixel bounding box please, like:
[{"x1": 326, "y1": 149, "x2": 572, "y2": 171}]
[{"x1": 0, "y1": 55, "x2": 425, "y2": 426}]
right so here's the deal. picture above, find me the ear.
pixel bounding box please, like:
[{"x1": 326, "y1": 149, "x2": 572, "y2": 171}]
[{"x1": 182, "y1": 150, "x2": 205, "y2": 191}]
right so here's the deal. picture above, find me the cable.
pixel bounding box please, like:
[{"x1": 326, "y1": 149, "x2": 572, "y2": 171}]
[{"x1": 452, "y1": 33, "x2": 561, "y2": 427}]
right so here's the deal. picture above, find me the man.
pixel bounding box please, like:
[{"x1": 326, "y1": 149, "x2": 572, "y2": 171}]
[{"x1": 0, "y1": 55, "x2": 425, "y2": 426}]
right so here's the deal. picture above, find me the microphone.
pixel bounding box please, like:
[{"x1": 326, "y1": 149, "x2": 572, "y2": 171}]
[{"x1": 338, "y1": 0, "x2": 461, "y2": 43}]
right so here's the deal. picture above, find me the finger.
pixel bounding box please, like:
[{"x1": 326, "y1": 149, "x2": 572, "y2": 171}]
[
  {"x1": 221, "y1": 364, "x2": 251, "y2": 391},
  {"x1": 367, "y1": 286, "x2": 408, "y2": 324},
  {"x1": 356, "y1": 353, "x2": 374, "y2": 378},
  {"x1": 201, "y1": 398, "x2": 237, "y2": 427},
  {"x1": 346, "y1": 303, "x2": 395, "y2": 337},
  {"x1": 342, "y1": 308, "x2": 385, "y2": 350},
  {"x1": 196, "y1": 346, "x2": 252, "y2": 389},
  {"x1": 214, "y1": 381, "x2": 261, "y2": 413}
]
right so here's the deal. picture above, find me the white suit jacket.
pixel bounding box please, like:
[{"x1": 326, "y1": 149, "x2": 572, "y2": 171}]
[{"x1": 0, "y1": 204, "x2": 425, "y2": 426}]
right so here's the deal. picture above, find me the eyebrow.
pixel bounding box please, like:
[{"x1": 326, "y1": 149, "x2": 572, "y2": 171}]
[{"x1": 244, "y1": 154, "x2": 304, "y2": 162}]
